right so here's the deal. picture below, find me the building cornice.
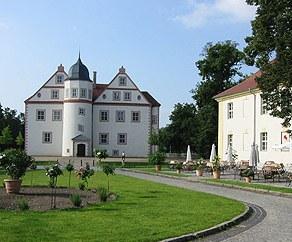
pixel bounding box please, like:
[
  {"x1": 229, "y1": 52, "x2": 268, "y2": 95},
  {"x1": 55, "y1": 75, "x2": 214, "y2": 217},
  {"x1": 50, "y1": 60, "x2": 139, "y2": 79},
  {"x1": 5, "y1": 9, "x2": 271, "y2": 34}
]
[{"x1": 214, "y1": 88, "x2": 261, "y2": 102}]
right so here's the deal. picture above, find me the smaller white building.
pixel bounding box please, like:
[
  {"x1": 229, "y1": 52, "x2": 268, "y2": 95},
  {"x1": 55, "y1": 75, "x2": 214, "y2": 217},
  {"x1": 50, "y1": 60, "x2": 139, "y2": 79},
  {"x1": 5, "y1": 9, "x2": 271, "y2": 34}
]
[
  {"x1": 215, "y1": 70, "x2": 292, "y2": 166},
  {"x1": 25, "y1": 57, "x2": 160, "y2": 158}
]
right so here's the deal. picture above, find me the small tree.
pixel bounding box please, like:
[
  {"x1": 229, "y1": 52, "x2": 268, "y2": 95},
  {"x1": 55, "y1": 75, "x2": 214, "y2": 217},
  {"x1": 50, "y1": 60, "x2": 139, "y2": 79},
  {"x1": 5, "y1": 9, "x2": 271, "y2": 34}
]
[
  {"x1": 65, "y1": 163, "x2": 74, "y2": 188},
  {"x1": 102, "y1": 164, "x2": 115, "y2": 192},
  {"x1": 76, "y1": 162, "x2": 94, "y2": 190},
  {"x1": 30, "y1": 162, "x2": 37, "y2": 186},
  {"x1": 15, "y1": 132, "x2": 24, "y2": 149},
  {"x1": 148, "y1": 151, "x2": 166, "y2": 166},
  {"x1": 45, "y1": 164, "x2": 63, "y2": 209}
]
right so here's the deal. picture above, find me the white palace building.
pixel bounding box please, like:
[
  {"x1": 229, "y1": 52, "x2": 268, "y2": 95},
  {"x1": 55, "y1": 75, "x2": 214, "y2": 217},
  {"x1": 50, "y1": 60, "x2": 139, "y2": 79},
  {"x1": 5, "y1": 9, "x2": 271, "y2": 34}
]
[
  {"x1": 25, "y1": 56, "x2": 160, "y2": 158},
  {"x1": 215, "y1": 70, "x2": 292, "y2": 166}
]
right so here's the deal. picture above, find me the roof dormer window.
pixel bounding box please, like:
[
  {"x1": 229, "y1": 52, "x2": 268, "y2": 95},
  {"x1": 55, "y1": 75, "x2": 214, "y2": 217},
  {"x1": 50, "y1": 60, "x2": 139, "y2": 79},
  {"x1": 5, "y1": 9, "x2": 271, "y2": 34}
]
[
  {"x1": 119, "y1": 76, "x2": 126, "y2": 86},
  {"x1": 56, "y1": 74, "x2": 63, "y2": 84}
]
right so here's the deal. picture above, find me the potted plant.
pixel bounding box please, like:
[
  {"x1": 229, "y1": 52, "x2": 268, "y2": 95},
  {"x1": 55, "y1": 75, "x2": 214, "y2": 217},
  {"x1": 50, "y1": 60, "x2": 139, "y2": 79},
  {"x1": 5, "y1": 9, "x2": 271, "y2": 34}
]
[
  {"x1": 240, "y1": 167, "x2": 254, "y2": 183},
  {"x1": 148, "y1": 151, "x2": 166, "y2": 171},
  {"x1": 175, "y1": 162, "x2": 183, "y2": 174},
  {"x1": 212, "y1": 155, "x2": 221, "y2": 179},
  {"x1": 0, "y1": 149, "x2": 33, "y2": 193},
  {"x1": 195, "y1": 158, "x2": 205, "y2": 176}
]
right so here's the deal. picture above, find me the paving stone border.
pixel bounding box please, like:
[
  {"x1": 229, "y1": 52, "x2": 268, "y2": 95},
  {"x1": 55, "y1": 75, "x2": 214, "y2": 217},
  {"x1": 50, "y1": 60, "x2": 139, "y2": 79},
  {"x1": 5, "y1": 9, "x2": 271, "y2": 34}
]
[
  {"x1": 161, "y1": 204, "x2": 253, "y2": 242},
  {"x1": 120, "y1": 168, "x2": 292, "y2": 199}
]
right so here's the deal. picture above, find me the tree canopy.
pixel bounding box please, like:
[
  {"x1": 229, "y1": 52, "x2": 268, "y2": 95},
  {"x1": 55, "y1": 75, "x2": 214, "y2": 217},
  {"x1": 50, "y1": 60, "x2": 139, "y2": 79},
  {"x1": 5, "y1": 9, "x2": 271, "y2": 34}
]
[
  {"x1": 193, "y1": 41, "x2": 245, "y2": 158},
  {"x1": 245, "y1": 0, "x2": 292, "y2": 127}
]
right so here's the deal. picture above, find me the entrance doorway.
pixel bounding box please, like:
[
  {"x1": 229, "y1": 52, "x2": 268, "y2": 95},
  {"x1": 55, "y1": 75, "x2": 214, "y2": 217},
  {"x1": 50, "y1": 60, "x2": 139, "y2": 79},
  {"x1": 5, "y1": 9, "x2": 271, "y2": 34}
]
[{"x1": 77, "y1": 144, "x2": 86, "y2": 157}]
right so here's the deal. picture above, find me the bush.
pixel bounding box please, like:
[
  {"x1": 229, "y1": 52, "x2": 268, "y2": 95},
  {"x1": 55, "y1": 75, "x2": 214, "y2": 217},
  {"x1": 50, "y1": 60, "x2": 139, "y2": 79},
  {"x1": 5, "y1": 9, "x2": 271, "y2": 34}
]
[
  {"x1": 79, "y1": 182, "x2": 86, "y2": 191},
  {"x1": 148, "y1": 152, "x2": 166, "y2": 165},
  {"x1": 97, "y1": 186, "x2": 108, "y2": 202},
  {"x1": 17, "y1": 199, "x2": 29, "y2": 211},
  {"x1": 70, "y1": 194, "x2": 82, "y2": 207}
]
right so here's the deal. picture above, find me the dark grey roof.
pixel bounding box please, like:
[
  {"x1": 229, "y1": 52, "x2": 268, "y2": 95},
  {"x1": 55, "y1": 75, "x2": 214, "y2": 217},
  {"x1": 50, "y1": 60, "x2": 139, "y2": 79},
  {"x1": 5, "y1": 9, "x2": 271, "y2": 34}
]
[
  {"x1": 141, "y1": 91, "x2": 161, "y2": 107},
  {"x1": 68, "y1": 56, "x2": 91, "y2": 81},
  {"x1": 72, "y1": 135, "x2": 90, "y2": 142}
]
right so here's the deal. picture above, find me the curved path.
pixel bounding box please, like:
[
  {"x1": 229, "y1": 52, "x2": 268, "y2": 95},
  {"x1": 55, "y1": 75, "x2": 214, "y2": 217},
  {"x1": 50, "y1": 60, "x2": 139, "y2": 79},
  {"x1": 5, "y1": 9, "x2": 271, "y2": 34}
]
[{"x1": 118, "y1": 170, "x2": 292, "y2": 242}]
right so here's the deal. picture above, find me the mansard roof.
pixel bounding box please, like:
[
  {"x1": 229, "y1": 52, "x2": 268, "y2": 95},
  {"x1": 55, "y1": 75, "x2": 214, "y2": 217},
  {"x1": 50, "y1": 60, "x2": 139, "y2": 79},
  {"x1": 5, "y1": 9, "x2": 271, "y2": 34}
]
[{"x1": 214, "y1": 70, "x2": 262, "y2": 99}]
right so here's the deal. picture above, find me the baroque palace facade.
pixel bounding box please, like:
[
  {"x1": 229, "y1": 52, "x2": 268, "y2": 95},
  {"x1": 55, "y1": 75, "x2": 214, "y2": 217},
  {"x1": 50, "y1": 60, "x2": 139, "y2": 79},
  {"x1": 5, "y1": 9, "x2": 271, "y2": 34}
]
[{"x1": 25, "y1": 56, "x2": 160, "y2": 157}]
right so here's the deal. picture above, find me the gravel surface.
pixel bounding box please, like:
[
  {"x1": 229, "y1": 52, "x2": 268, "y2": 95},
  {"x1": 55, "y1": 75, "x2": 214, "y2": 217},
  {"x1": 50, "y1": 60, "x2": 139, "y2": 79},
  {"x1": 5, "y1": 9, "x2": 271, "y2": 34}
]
[{"x1": 118, "y1": 170, "x2": 292, "y2": 242}]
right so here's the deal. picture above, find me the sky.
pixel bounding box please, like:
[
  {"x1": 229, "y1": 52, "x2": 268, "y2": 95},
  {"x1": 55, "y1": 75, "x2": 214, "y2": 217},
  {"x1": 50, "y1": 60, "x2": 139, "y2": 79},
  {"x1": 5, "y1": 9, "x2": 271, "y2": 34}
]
[{"x1": 0, "y1": 0, "x2": 257, "y2": 127}]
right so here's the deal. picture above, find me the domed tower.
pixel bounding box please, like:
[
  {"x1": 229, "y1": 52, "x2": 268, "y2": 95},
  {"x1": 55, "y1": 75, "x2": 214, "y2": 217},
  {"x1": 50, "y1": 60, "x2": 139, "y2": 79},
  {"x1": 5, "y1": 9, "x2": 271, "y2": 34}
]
[{"x1": 62, "y1": 55, "x2": 93, "y2": 157}]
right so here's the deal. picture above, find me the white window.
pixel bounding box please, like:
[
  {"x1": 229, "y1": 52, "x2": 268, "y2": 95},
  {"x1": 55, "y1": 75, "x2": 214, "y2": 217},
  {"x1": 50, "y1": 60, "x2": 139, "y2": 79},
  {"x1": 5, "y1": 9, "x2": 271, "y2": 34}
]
[
  {"x1": 52, "y1": 110, "x2": 62, "y2": 121},
  {"x1": 227, "y1": 134, "x2": 233, "y2": 147},
  {"x1": 99, "y1": 133, "x2": 109, "y2": 144},
  {"x1": 88, "y1": 90, "x2": 92, "y2": 99},
  {"x1": 56, "y1": 75, "x2": 63, "y2": 84},
  {"x1": 100, "y1": 110, "x2": 109, "y2": 122},
  {"x1": 80, "y1": 88, "x2": 87, "y2": 98},
  {"x1": 132, "y1": 111, "x2": 140, "y2": 122},
  {"x1": 261, "y1": 97, "x2": 267, "y2": 115},
  {"x1": 65, "y1": 88, "x2": 69, "y2": 98},
  {"x1": 79, "y1": 108, "x2": 85, "y2": 116},
  {"x1": 116, "y1": 111, "x2": 125, "y2": 122},
  {"x1": 118, "y1": 133, "x2": 127, "y2": 145},
  {"x1": 260, "y1": 132, "x2": 268, "y2": 151},
  {"x1": 113, "y1": 91, "x2": 121, "y2": 101},
  {"x1": 78, "y1": 124, "x2": 84, "y2": 132},
  {"x1": 72, "y1": 88, "x2": 78, "y2": 98},
  {"x1": 227, "y1": 102, "x2": 233, "y2": 119},
  {"x1": 42, "y1": 132, "x2": 52, "y2": 143},
  {"x1": 152, "y1": 115, "x2": 158, "y2": 124},
  {"x1": 124, "y1": 92, "x2": 131, "y2": 101},
  {"x1": 36, "y1": 110, "x2": 46, "y2": 121},
  {"x1": 51, "y1": 90, "x2": 59, "y2": 99},
  {"x1": 119, "y1": 76, "x2": 126, "y2": 86}
]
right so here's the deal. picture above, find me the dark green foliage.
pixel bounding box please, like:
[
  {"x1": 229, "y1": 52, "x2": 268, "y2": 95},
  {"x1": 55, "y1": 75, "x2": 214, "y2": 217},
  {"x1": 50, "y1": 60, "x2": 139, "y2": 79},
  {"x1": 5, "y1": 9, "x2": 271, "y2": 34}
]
[
  {"x1": 96, "y1": 186, "x2": 108, "y2": 202},
  {"x1": 240, "y1": 168, "x2": 255, "y2": 177},
  {"x1": 0, "y1": 149, "x2": 33, "y2": 179},
  {"x1": 15, "y1": 131, "x2": 24, "y2": 148},
  {"x1": 70, "y1": 194, "x2": 82, "y2": 207},
  {"x1": 193, "y1": 41, "x2": 245, "y2": 158},
  {"x1": 162, "y1": 103, "x2": 197, "y2": 153},
  {"x1": 79, "y1": 182, "x2": 86, "y2": 191},
  {"x1": 244, "y1": 0, "x2": 292, "y2": 127},
  {"x1": 102, "y1": 164, "x2": 115, "y2": 192},
  {"x1": 17, "y1": 199, "x2": 29, "y2": 211},
  {"x1": 148, "y1": 151, "x2": 166, "y2": 165},
  {"x1": 76, "y1": 163, "x2": 94, "y2": 189},
  {"x1": 95, "y1": 150, "x2": 108, "y2": 163},
  {"x1": 66, "y1": 163, "x2": 74, "y2": 188},
  {"x1": 0, "y1": 104, "x2": 24, "y2": 151}
]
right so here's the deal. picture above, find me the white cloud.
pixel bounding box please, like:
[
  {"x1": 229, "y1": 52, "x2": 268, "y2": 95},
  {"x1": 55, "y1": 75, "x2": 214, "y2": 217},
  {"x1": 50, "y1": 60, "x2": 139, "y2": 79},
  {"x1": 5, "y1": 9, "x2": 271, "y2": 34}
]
[{"x1": 175, "y1": 0, "x2": 256, "y2": 29}]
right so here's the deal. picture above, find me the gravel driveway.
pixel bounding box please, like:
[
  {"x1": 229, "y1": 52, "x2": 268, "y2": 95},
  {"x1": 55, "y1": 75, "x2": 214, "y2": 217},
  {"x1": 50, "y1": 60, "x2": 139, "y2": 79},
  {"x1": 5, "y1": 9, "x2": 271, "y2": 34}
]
[{"x1": 118, "y1": 170, "x2": 292, "y2": 242}]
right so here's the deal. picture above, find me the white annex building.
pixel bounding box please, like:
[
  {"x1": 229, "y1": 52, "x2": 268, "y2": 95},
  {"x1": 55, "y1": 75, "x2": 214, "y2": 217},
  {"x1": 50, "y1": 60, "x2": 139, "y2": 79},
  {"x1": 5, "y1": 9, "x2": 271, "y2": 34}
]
[
  {"x1": 25, "y1": 56, "x2": 160, "y2": 157},
  {"x1": 215, "y1": 70, "x2": 292, "y2": 166}
]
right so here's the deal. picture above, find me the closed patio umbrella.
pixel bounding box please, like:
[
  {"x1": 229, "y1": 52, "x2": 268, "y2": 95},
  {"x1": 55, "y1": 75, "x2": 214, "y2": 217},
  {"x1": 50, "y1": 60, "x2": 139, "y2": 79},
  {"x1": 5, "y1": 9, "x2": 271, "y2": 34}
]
[
  {"x1": 249, "y1": 143, "x2": 257, "y2": 167},
  {"x1": 210, "y1": 144, "x2": 216, "y2": 162},
  {"x1": 186, "y1": 145, "x2": 192, "y2": 163},
  {"x1": 226, "y1": 145, "x2": 233, "y2": 163},
  {"x1": 255, "y1": 144, "x2": 260, "y2": 167}
]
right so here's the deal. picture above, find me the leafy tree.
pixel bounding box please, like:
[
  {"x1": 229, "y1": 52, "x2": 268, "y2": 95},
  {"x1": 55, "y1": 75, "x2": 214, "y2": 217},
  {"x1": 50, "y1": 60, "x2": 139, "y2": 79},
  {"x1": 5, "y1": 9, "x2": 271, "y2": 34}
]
[
  {"x1": 102, "y1": 164, "x2": 115, "y2": 192},
  {"x1": 65, "y1": 163, "x2": 74, "y2": 188},
  {"x1": 193, "y1": 41, "x2": 245, "y2": 158},
  {"x1": 165, "y1": 103, "x2": 197, "y2": 153},
  {"x1": 0, "y1": 126, "x2": 14, "y2": 149},
  {"x1": 15, "y1": 131, "x2": 24, "y2": 148},
  {"x1": 244, "y1": 0, "x2": 292, "y2": 127}
]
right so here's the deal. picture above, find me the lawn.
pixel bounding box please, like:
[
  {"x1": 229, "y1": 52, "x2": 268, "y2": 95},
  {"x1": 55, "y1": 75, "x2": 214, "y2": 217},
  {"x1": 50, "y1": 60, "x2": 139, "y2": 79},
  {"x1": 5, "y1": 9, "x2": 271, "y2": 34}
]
[
  {"x1": 0, "y1": 170, "x2": 245, "y2": 242},
  {"x1": 132, "y1": 167, "x2": 190, "y2": 177},
  {"x1": 207, "y1": 179, "x2": 292, "y2": 194}
]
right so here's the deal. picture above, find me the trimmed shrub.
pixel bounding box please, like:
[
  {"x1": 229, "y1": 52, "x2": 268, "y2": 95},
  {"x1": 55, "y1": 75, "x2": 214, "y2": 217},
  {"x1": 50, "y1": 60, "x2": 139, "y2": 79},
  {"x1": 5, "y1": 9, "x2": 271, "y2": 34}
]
[
  {"x1": 70, "y1": 194, "x2": 82, "y2": 207},
  {"x1": 17, "y1": 199, "x2": 29, "y2": 211},
  {"x1": 97, "y1": 186, "x2": 108, "y2": 202},
  {"x1": 79, "y1": 182, "x2": 85, "y2": 191}
]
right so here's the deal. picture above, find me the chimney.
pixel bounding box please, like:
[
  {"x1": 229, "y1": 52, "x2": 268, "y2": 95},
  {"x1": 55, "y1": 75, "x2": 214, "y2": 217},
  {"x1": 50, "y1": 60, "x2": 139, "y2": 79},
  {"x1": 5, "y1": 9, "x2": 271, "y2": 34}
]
[
  {"x1": 93, "y1": 71, "x2": 97, "y2": 88},
  {"x1": 119, "y1": 66, "x2": 126, "y2": 74},
  {"x1": 58, "y1": 64, "x2": 64, "y2": 72}
]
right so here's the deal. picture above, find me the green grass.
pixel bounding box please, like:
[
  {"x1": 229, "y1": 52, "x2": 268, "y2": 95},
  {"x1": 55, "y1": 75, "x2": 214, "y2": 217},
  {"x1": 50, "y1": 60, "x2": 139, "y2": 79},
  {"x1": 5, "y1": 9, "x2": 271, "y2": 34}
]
[
  {"x1": 133, "y1": 167, "x2": 190, "y2": 177},
  {"x1": 0, "y1": 170, "x2": 245, "y2": 242},
  {"x1": 207, "y1": 179, "x2": 292, "y2": 194}
]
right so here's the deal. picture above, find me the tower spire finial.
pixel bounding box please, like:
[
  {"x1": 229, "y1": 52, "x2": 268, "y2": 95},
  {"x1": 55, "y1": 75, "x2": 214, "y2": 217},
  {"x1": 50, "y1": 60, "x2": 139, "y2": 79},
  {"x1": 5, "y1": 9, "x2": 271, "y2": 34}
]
[{"x1": 78, "y1": 49, "x2": 80, "y2": 60}]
